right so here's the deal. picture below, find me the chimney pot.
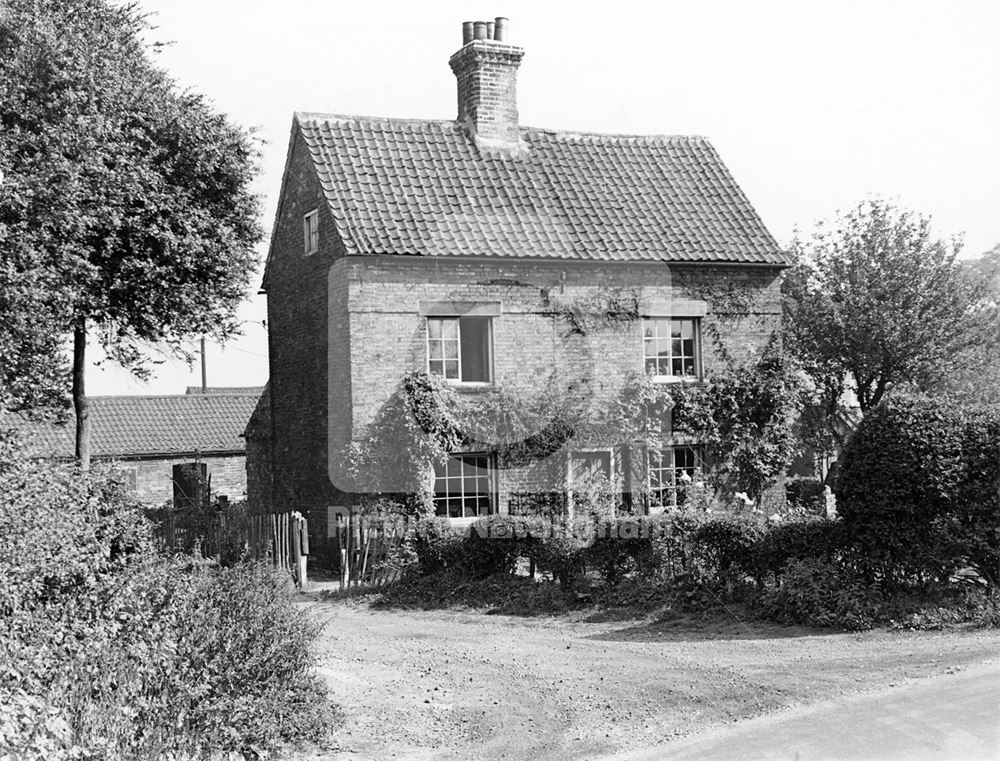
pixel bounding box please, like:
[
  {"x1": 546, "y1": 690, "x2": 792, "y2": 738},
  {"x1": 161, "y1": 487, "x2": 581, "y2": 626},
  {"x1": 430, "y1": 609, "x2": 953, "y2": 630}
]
[
  {"x1": 493, "y1": 17, "x2": 508, "y2": 42},
  {"x1": 462, "y1": 21, "x2": 473, "y2": 45},
  {"x1": 449, "y1": 17, "x2": 524, "y2": 149}
]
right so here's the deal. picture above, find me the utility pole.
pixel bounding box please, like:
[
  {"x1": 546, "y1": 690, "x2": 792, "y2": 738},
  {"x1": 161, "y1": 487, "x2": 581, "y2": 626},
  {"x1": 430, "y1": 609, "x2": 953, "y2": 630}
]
[{"x1": 200, "y1": 336, "x2": 207, "y2": 392}]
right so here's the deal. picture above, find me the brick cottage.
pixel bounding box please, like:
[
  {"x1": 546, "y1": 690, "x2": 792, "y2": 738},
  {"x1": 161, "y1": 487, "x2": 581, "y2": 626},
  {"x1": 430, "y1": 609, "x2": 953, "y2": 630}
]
[
  {"x1": 5, "y1": 387, "x2": 261, "y2": 505},
  {"x1": 252, "y1": 18, "x2": 789, "y2": 549}
]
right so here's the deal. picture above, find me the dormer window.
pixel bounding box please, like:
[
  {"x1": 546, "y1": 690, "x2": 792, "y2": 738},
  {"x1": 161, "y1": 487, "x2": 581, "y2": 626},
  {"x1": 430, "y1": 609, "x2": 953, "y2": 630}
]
[{"x1": 302, "y1": 209, "x2": 319, "y2": 255}]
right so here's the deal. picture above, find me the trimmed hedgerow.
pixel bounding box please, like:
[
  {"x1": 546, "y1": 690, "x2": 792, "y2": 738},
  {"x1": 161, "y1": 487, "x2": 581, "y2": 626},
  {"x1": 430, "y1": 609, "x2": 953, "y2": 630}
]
[{"x1": 837, "y1": 397, "x2": 1000, "y2": 590}]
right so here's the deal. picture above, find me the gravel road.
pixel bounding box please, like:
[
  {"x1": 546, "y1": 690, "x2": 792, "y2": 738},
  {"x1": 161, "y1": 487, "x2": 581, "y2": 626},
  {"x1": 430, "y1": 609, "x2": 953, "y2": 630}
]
[{"x1": 299, "y1": 600, "x2": 1000, "y2": 760}]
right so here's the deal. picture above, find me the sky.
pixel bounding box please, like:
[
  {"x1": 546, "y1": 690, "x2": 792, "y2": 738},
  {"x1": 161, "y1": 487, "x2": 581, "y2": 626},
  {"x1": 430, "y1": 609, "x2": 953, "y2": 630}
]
[{"x1": 87, "y1": 0, "x2": 1000, "y2": 396}]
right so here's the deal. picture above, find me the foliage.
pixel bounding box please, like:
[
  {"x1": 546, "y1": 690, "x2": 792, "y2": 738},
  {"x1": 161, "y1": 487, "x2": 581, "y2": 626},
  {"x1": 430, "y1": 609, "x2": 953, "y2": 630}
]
[
  {"x1": 0, "y1": 436, "x2": 334, "y2": 759},
  {"x1": 784, "y1": 477, "x2": 826, "y2": 514},
  {"x1": 411, "y1": 516, "x2": 469, "y2": 576},
  {"x1": 753, "y1": 558, "x2": 884, "y2": 631},
  {"x1": 837, "y1": 397, "x2": 1000, "y2": 591},
  {"x1": 0, "y1": 0, "x2": 262, "y2": 417},
  {"x1": 676, "y1": 270, "x2": 759, "y2": 365},
  {"x1": 391, "y1": 503, "x2": 999, "y2": 632},
  {"x1": 690, "y1": 514, "x2": 768, "y2": 588},
  {"x1": 655, "y1": 342, "x2": 805, "y2": 501},
  {"x1": 551, "y1": 288, "x2": 641, "y2": 337},
  {"x1": 930, "y1": 245, "x2": 1000, "y2": 404},
  {"x1": 783, "y1": 200, "x2": 994, "y2": 449},
  {"x1": 756, "y1": 517, "x2": 843, "y2": 581}
]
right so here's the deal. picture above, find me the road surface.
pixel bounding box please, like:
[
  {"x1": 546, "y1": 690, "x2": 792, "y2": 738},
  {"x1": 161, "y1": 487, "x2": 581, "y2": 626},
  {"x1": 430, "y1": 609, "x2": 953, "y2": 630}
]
[{"x1": 609, "y1": 663, "x2": 1000, "y2": 761}]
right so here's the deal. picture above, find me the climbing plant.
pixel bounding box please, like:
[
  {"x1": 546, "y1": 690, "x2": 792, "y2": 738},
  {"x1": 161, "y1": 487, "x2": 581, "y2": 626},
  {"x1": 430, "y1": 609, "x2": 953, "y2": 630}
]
[{"x1": 344, "y1": 283, "x2": 802, "y2": 514}]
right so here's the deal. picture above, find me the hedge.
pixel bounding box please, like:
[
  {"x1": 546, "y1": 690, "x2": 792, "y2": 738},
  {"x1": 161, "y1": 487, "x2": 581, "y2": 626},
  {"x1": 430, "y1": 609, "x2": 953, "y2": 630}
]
[{"x1": 837, "y1": 397, "x2": 1000, "y2": 589}]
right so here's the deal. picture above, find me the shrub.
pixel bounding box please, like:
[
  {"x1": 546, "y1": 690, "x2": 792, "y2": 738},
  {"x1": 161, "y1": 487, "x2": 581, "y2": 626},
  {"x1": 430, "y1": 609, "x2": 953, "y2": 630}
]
[
  {"x1": 837, "y1": 397, "x2": 1000, "y2": 589},
  {"x1": 464, "y1": 515, "x2": 541, "y2": 578},
  {"x1": 648, "y1": 509, "x2": 705, "y2": 580},
  {"x1": 411, "y1": 516, "x2": 468, "y2": 576},
  {"x1": 757, "y1": 517, "x2": 844, "y2": 582},
  {"x1": 533, "y1": 527, "x2": 589, "y2": 588},
  {"x1": 755, "y1": 558, "x2": 884, "y2": 631},
  {"x1": 785, "y1": 477, "x2": 826, "y2": 514},
  {"x1": 691, "y1": 514, "x2": 768, "y2": 588},
  {"x1": 583, "y1": 516, "x2": 660, "y2": 585},
  {"x1": 0, "y1": 436, "x2": 335, "y2": 759}
]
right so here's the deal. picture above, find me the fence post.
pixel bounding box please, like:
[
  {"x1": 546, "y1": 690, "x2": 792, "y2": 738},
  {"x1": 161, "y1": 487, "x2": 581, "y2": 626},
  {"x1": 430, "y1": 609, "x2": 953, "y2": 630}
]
[
  {"x1": 292, "y1": 514, "x2": 308, "y2": 589},
  {"x1": 339, "y1": 512, "x2": 350, "y2": 589}
]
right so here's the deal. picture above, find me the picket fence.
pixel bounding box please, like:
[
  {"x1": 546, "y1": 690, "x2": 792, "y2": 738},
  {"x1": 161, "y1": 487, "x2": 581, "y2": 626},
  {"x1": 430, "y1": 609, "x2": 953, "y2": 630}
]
[
  {"x1": 154, "y1": 508, "x2": 309, "y2": 586},
  {"x1": 331, "y1": 511, "x2": 407, "y2": 590}
]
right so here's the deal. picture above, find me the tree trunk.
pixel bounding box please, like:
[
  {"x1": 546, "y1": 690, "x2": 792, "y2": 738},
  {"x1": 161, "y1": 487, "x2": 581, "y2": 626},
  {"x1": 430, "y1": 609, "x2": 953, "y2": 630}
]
[{"x1": 73, "y1": 318, "x2": 90, "y2": 470}]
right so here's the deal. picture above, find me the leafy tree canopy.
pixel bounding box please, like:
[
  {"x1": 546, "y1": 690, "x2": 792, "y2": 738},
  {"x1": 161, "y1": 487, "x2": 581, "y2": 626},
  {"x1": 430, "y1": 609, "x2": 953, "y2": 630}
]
[
  {"x1": 0, "y1": 0, "x2": 262, "y2": 423},
  {"x1": 782, "y1": 199, "x2": 996, "y2": 446}
]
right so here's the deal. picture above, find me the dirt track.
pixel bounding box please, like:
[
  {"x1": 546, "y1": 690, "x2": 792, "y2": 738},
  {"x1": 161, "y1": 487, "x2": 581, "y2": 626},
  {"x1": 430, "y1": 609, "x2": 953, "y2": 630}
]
[{"x1": 299, "y1": 600, "x2": 1000, "y2": 760}]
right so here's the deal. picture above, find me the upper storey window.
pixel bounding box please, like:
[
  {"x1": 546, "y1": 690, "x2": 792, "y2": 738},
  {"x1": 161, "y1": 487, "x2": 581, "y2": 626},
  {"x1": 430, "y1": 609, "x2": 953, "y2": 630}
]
[
  {"x1": 302, "y1": 209, "x2": 319, "y2": 255},
  {"x1": 642, "y1": 317, "x2": 701, "y2": 380},
  {"x1": 427, "y1": 316, "x2": 492, "y2": 384}
]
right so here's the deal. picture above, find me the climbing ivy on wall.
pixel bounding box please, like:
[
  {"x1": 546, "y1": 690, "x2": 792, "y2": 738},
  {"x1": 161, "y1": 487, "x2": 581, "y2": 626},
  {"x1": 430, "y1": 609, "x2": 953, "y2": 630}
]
[
  {"x1": 676, "y1": 270, "x2": 765, "y2": 366},
  {"x1": 343, "y1": 282, "x2": 800, "y2": 515}
]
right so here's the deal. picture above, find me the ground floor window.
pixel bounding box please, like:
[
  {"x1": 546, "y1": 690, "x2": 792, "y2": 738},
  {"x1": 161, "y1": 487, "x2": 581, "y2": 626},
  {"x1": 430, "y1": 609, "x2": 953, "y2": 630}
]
[
  {"x1": 648, "y1": 446, "x2": 701, "y2": 509},
  {"x1": 433, "y1": 453, "x2": 495, "y2": 518}
]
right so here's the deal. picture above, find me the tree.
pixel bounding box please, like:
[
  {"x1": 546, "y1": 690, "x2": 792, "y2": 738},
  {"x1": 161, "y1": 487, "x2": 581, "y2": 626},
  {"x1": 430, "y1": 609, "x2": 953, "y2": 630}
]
[
  {"x1": 0, "y1": 0, "x2": 262, "y2": 467},
  {"x1": 783, "y1": 199, "x2": 992, "y2": 450},
  {"x1": 928, "y1": 245, "x2": 1000, "y2": 403}
]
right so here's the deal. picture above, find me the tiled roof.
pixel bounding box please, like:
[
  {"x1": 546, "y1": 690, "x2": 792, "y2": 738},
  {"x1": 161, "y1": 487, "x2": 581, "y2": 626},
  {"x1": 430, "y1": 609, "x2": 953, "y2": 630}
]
[
  {"x1": 296, "y1": 114, "x2": 787, "y2": 265},
  {"x1": 186, "y1": 386, "x2": 266, "y2": 395},
  {"x1": 1, "y1": 391, "x2": 261, "y2": 459}
]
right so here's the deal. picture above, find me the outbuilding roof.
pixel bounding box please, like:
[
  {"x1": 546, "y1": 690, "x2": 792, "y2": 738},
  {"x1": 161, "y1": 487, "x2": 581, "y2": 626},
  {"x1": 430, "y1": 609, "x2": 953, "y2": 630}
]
[{"x1": 2, "y1": 390, "x2": 261, "y2": 459}]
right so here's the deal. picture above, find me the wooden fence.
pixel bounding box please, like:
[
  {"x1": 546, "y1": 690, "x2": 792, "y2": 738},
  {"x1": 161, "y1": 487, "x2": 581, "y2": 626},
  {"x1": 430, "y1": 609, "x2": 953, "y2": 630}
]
[
  {"x1": 154, "y1": 507, "x2": 309, "y2": 587},
  {"x1": 332, "y1": 511, "x2": 407, "y2": 590}
]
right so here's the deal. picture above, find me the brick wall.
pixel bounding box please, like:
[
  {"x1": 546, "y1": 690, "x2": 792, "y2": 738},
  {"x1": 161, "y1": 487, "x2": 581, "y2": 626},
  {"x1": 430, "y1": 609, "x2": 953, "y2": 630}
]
[
  {"x1": 264, "y1": 130, "x2": 785, "y2": 533},
  {"x1": 265, "y1": 129, "x2": 350, "y2": 552},
  {"x1": 113, "y1": 454, "x2": 247, "y2": 506},
  {"x1": 332, "y1": 255, "x2": 783, "y2": 510},
  {"x1": 341, "y1": 256, "x2": 782, "y2": 437},
  {"x1": 448, "y1": 40, "x2": 524, "y2": 144},
  {"x1": 244, "y1": 387, "x2": 272, "y2": 514}
]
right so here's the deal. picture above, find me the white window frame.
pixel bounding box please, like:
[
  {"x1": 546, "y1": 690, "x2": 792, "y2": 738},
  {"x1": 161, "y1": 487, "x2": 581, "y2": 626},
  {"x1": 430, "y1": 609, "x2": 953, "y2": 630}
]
[
  {"x1": 433, "y1": 452, "x2": 497, "y2": 520},
  {"x1": 302, "y1": 209, "x2": 319, "y2": 255},
  {"x1": 647, "y1": 445, "x2": 702, "y2": 511},
  {"x1": 425, "y1": 316, "x2": 494, "y2": 386},
  {"x1": 641, "y1": 316, "x2": 703, "y2": 382}
]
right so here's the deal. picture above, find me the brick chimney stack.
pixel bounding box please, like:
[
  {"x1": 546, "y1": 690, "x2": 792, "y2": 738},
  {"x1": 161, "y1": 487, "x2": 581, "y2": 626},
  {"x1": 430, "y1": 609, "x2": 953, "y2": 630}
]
[{"x1": 448, "y1": 17, "x2": 525, "y2": 150}]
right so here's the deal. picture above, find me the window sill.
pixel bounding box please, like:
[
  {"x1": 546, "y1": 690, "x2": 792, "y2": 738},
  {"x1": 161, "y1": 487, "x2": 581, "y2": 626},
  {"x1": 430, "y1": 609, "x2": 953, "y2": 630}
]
[
  {"x1": 650, "y1": 376, "x2": 703, "y2": 385},
  {"x1": 436, "y1": 515, "x2": 491, "y2": 532},
  {"x1": 448, "y1": 383, "x2": 496, "y2": 394}
]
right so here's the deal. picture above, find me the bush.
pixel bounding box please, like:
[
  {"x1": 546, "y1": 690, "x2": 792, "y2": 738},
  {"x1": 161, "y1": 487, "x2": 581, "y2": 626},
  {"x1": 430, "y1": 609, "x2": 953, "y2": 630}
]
[
  {"x1": 411, "y1": 516, "x2": 468, "y2": 576},
  {"x1": 785, "y1": 477, "x2": 826, "y2": 514},
  {"x1": 757, "y1": 517, "x2": 844, "y2": 582},
  {"x1": 464, "y1": 515, "x2": 542, "y2": 578},
  {"x1": 533, "y1": 527, "x2": 589, "y2": 588},
  {"x1": 837, "y1": 397, "x2": 1000, "y2": 589},
  {"x1": 583, "y1": 517, "x2": 660, "y2": 585},
  {"x1": 691, "y1": 514, "x2": 768, "y2": 588},
  {"x1": 0, "y1": 435, "x2": 335, "y2": 759},
  {"x1": 754, "y1": 558, "x2": 884, "y2": 631}
]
